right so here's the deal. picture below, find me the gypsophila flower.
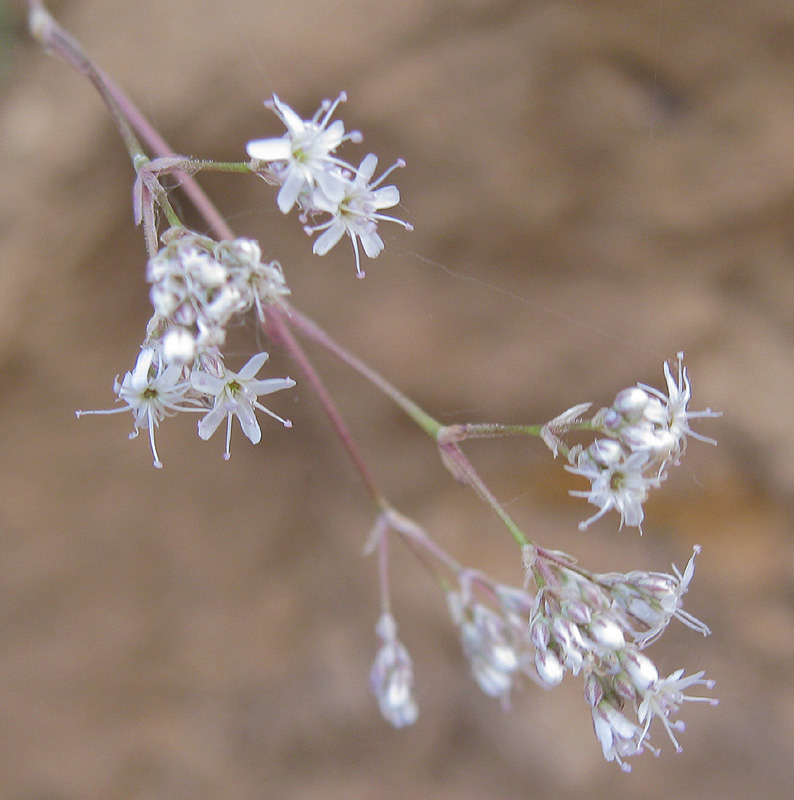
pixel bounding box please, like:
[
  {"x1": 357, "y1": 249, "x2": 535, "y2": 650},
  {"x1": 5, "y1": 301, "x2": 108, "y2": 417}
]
[
  {"x1": 600, "y1": 352, "x2": 720, "y2": 476},
  {"x1": 305, "y1": 154, "x2": 413, "y2": 277},
  {"x1": 190, "y1": 352, "x2": 295, "y2": 460},
  {"x1": 76, "y1": 347, "x2": 201, "y2": 468},
  {"x1": 566, "y1": 442, "x2": 659, "y2": 531},
  {"x1": 370, "y1": 613, "x2": 418, "y2": 728},
  {"x1": 635, "y1": 668, "x2": 718, "y2": 752},
  {"x1": 246, "y1": 93, "x2": 362, "y2": 214},
  {"x1": 595, "y1": 545, "x2": 711, "y2": 646},
  {"x1": 546, "y1": 355, "x2": 718, "y2": 531},
  {"x1": 246, "y1": 93, "x2": 411, "y2": 275},
  {"x1": 589, "y1": 692, "x2": 649, "y2": 772}
]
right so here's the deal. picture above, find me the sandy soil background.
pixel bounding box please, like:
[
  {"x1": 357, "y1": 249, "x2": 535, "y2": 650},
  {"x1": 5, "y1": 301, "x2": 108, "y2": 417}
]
[{"x1": 2, "y1": 0, "x2": 794, "y2": 798}]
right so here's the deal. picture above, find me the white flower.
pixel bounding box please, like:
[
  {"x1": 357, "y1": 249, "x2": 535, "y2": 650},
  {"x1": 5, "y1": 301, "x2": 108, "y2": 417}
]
[
  {"x1": 636, "y1": 669, "x2": 717, "y2": 752},
  {"x1": 246, "y1": 93, "x2": 361, "y2": 214},
  {"x1": 146, "y1": 231, "x2": 290, "y2": 358},
  {"x1": 161, "y1": 327, "x2": 196, "y2": 366},
  {"x1": 305, "y1": 154, "x2": 413, "y2": 277},
  {"x1": 190, "y1": 352, "x2": 295, "y2": 460},
  {"x1": 567, "y1": 442, "x2": 659, "y2": 531},
  {"x1": 369, "y1": 614, "x2": 418, "y2": 728},
  {"x1": 638, "y1": 351, "x2": 720, "y2": 464},
  {"x1": 76, "y1": 348, "x2": 199, "y2": 468},
  {"x1": 534, "y1": 649, "x2": 564, "y2": 687},
  {"x1": 590, "y1": 698, "x2": 648, "y2": 772},
  {"x1": 448, "y1": 592, "x2": 520, "y2": 706}
]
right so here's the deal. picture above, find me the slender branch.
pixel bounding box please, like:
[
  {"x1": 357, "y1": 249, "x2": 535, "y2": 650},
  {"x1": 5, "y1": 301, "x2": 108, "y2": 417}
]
[
  {"x1": 30, "y1": 0, "x2": 388, "y2": 510},
  {"x1": 439, "y1": 422, "x2": 544, "y2": 443},
  {"x1": 284, "y1": 303, "x2": 442, "y2": 439},
  {"x1": 437, "y1": 442, "x2": 531, "y2": 548},
  {"x1": 187, "y1": 160, "x2": 255, "y2": 174},
  {"x1": 265, "y1": 309, "x2": 389, "y2": 509},
  {"x1": 29, "y1": 1, "x2": 145, "y2": 165}
]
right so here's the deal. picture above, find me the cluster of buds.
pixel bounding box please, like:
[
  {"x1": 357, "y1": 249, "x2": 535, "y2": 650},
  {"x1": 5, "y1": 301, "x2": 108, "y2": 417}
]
[
  {"x1": 369, "y1": 613, "x2": 418, "y2": 728},
  {"x1": 146, "y1": 227, "x2": 290, "y2": 364},
  {"x1": 552, "y1": 353, "x2": 720, "y2": 531},
  {"x1": 246, "y1": 93, "x2": 413, "y2": 277},
  {"x1": 77, "y1": 229, "x2": 295, "y2": 467},
  {"x1": 525, "y1": 545, "x2": 716, "y2": 771},
  {"x1": 446, "y1": 569, "x2": 537, "y2": 708}
]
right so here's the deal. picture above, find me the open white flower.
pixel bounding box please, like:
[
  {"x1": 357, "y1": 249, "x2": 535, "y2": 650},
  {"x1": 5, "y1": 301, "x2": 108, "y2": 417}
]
[
  {"x1": 246, "y1": 93, "x2": 361, "y2": 214},
  {"x1": 636, "y1": 669, "x2": 717, "y2": 752},
  {"x1": 76, "y1": 348, "x2": 199, "y2": 468},
  {"x1": 567, "y1": 441, "x2": 659, "y2": 531},
  {"x1": 638, "y1": 351, "x2": 720, "y2": 465},
  {"x1": 306, "y1": 154, "x2": 413, "y2": 277},
  {"x1": 191, "y1": 352, "x2": 295, "y2": 460}
]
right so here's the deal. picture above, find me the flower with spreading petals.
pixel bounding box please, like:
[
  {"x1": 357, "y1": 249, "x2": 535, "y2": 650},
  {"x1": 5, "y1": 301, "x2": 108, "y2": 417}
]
[
  {"x1": 601, "y1": 353, "x2": 720, "y2": 474},
  {"x1": 636, "y1": 669, "x2": 717, "y2": 750},
  {"x1": 638, "y1": 351, "x2": 720, "y2": 465},
  {"x1": 305, "y1": 154, "x2": 413, "y2": 277},
  {"x1": 246, "y1": 93, "x2": 361, "y2": 214},
  {"x1": 190, "y1": 352, "x2": 295, "y2": 460},
  {"x1": 566, "y1": 440, "x2": 659, "y2": 531},
  {"x1": 596, "y1": 545, "x2": 711, "y2": 646},
  {"x1": 76, "y1": 347, "x2": 200, "y2": 468}
]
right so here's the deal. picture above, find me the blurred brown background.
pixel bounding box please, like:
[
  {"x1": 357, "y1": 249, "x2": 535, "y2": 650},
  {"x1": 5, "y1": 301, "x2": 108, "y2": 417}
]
[{"x1": 1, "y1": 0, "x2": 794, "y2": 797}]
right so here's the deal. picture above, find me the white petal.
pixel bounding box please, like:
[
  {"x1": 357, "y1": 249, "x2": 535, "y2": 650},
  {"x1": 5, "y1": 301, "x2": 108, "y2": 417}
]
[
  {"x1": 313, "y1": 220, "x2": 346, "y2": 255},
  {"x1": 237, "y1": 352, "x2": 270, "y2": 381},
  {"x1": 246, "y1": 137, "x2": 291, "y2": 162},
  {"x1": 277, "y1": 170, "x2": 305, "y2": 214},
  {"x1": 272, "y1": 95, "x2": 305, "y2": 134},
  {"x1": 236, "y1": 402, "x2": 262, "y2": 444},
  {"x1": 360, "y1": 228, "x2": 384, "y2": 259},
  {"x1": 191, "y1": 370, "x2": 225, "y2": 395},
  {"x1": 247, "y1": 377, "x2": 296, "y2": 396},
  {"x1": 357, "y1": 153, "x2": 378, "y2": 183},
  {"x1": 315, "y1": 168, "x2": 347, "y2": 203},
  {"x1": 371, "y1": 185, "x2": 400, "y2": 209},
  {"x1": 198, "y1": 406, "x2": 226, "y2": 440}
]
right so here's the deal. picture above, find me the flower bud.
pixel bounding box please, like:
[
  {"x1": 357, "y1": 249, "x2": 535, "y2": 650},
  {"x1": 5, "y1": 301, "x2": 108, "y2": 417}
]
[
  {"x1": 535, "y1": 650, "x2": 564, "y2": 687},
  {"x1": 620, "y1": 650, "x2": 659, "y2": 691},
  {"x1": 589, "y1": 616, "x2": 626, "y2": 650},
  {"x1": 613, "y1": 387, "x2": 649, "y2": 421},
  {"x1": 162, "y1": 327, "x2": 196, "y2": 365}
]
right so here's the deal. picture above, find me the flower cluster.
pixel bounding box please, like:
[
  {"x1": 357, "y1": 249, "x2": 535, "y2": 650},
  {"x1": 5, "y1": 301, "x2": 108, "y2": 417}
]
[
  {"x1": 246, "y1": 93, "x2": 413, "y2": 277},
  {"x1": 524, "y1": 545, "x2": 716, "y2": 771},
  {"x1": 146, "y1": 227, "x2": 289, "y2": 363},
  {"x1": 446, "y1": 569, "x2": 537, "y2": 709},
  {"x1": 370, "y1": 613, "x2": 418, "y2": 728},
  {"x1": 77, "y1": 347, "x2": 295, "y2": 468},
  {"x1": 557, "y1": 353, "x2": 720, "y2": 531},
  {"x1": 371, "y1": 530, "x2": 715, "y2": 771},
  {"x1": 76, "y1": 228, "x2": 295, "y2": 467}
]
